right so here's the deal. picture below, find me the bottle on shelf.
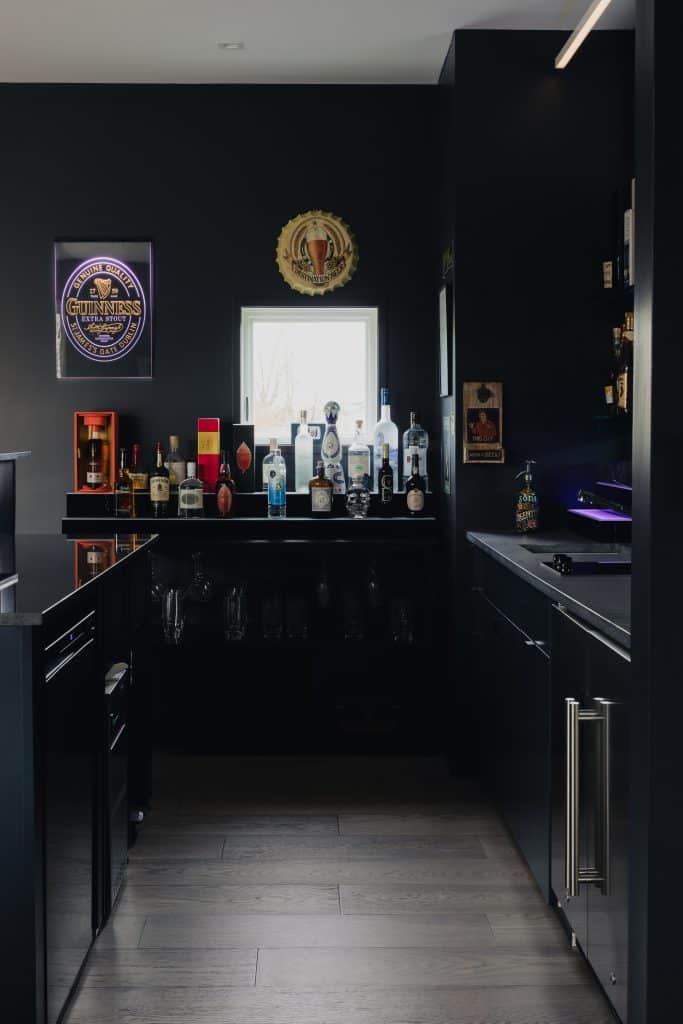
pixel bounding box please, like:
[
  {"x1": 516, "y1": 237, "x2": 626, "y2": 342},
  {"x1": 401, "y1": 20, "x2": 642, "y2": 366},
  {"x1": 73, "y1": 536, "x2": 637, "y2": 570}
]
[
  {"x1": 322, "y1": 400, "x2": 346, "y2": 494},
  {"x1": 348, "y1": 419, "x2": 371, "y2": 484},
  {"x1": 149, "y1": 442, "x2": 171, "y2": 519},
  {"x1": 114, "y1": 447, "x2": 132, "y2": 518},
  {"x1": 346, "y1": 474, "x2": 371, "y2": 519},
  {"x1": 295, "y1": 409, "x2": 314, "y2": 492},
  {"x1": 405, "y1": 451, "x2": 426, "y2": 515},
  {"x1": 617, "y1": 312, "x2": 634, "y2": 415},
  {"x1": 215, "y1": 452, "x2": 235, "y2": 517},
  {"x1": 604, "y1": 327, "x2": 622, "y2": 414},
  {"x1": 84, "y1": 415, "x2": 107, "y2": 489},
  {"x1": 262, "y1": 437, "x2": 279, "y2": 491},
  {"x1": 373, "y1": 388, "x2": 398, "y2": 492},
  {"x1": 178, "y1": 462, "x2": 205, "y2": 518},
  {"x1": 165, "y1": 435, "x2": 186, "y2": 491},
  {"x1": 129, "y1": 443, "x2": 149, "y2": 492},
  {"x1": 514, "y1": 459, "x2": 539, "y2": 533},
  {"x1": 402, "y1": 411, "x2": 428, "y2": 490},
  {"x1": 378, "y1": 442, "x2": 394, "y2": 509},
  {"x1": 309, "y1": 459, "x2": 333, "y2": 515},
  {"x1": 266, "y1": 445, "x2": 287, "y2": 519}
]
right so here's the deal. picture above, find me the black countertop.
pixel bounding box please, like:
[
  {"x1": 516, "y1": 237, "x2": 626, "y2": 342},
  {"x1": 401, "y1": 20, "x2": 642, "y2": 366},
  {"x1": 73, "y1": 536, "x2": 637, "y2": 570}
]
[
  {"x1": 467, "y1": 530, "x2": 631, "y2": 649},
  {"x1": 0, "y1": 533, "x2": 156, "y2": 625}
]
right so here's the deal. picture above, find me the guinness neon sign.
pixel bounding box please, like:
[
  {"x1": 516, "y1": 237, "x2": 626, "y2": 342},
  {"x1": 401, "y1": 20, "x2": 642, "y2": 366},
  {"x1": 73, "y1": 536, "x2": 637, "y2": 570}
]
[{"x1": 60, "y1": 257, "x2": 146, "y2": 363}]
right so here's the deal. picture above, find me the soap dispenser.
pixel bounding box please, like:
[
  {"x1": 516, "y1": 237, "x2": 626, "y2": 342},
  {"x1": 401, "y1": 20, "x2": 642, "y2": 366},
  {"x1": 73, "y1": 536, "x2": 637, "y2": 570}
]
[{"x1": 515, "y1": 459, "x2": 539, "y2": 533}]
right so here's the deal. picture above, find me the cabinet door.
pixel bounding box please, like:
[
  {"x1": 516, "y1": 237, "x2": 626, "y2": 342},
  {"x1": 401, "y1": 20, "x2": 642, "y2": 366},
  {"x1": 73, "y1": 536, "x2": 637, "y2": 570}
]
[{"x1": 474, "y1": 591, "x2": 551, "y2": 896}]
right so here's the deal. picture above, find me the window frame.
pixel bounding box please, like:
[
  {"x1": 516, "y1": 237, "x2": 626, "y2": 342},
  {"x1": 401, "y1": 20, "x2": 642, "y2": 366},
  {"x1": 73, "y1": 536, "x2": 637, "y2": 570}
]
[{"x1": 240, "y1": 306, "x2": 379, "y2": 445}]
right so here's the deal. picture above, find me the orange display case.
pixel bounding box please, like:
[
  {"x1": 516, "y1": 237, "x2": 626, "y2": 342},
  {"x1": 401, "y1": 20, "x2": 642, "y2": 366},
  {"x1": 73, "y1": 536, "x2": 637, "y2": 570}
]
[{"x1": 73, "y1": 411, "x2": 119, "y2": 492}]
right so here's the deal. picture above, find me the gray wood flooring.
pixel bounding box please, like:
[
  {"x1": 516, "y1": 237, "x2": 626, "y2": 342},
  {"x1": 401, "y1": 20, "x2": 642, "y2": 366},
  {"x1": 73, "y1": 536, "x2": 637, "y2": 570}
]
[{"x1": 64, "y1": 756, "x2": 612, "y2": 1024}]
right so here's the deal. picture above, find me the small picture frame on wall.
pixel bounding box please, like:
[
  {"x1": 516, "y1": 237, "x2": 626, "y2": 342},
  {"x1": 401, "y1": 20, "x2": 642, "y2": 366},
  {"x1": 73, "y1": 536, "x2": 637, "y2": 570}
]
[
  {"x1": 462, "y1": 382, "x2": 505, "y2": 464},
  {"x1": 55, "y1": 240, "x2": 153, "y2": 380},
  {"x1": 438, "y1": 281, "x2": 453, "y2": 397}
]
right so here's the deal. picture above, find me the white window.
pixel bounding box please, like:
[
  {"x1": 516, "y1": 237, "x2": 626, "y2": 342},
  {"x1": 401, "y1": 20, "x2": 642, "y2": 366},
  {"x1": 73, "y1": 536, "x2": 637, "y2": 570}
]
[{"x1": 240, "y1": 307, "x2": 378, "y2": 445}]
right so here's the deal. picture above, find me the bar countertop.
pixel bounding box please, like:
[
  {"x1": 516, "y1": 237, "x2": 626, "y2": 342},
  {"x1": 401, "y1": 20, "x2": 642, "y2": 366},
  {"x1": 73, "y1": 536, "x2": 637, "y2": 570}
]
[
  {"x1": 467, "y1": 530, "x2": 631, "y2": 649},
  {"x1": 0, "y1": 533, "x2": 157, "y2": 625}
]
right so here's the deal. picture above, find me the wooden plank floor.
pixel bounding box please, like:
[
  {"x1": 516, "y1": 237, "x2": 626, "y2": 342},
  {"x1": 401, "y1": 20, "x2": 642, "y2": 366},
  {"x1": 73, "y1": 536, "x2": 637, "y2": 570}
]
[{"x1": 64, "y1": 756, "x2": 613, "y2": 1024}]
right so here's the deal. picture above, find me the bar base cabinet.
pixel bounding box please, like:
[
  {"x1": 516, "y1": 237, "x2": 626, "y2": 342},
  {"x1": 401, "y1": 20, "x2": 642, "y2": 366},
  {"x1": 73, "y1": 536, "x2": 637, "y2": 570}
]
[{"x1": 551, "y1": 603, "x2": 630, "y2": 1023}]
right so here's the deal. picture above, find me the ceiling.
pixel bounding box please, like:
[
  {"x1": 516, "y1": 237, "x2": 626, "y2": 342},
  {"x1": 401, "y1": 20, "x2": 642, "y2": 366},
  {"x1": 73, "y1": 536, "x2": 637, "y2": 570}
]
[{"x1": 0, "y1": 0, "x2": 636, "y2": 85}]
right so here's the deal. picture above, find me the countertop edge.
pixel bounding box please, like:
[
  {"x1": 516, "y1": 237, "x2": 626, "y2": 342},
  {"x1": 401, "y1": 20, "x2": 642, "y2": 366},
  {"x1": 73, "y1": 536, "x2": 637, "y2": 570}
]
[{"x1": 466, "y1": 531, "x2": 631, "y2": 649}]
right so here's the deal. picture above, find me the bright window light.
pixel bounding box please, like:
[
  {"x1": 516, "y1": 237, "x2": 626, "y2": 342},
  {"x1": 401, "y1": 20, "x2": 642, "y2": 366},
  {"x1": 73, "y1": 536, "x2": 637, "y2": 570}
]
[{"x1": 241, "y1": 307, "x2": 378, "y2": 445}]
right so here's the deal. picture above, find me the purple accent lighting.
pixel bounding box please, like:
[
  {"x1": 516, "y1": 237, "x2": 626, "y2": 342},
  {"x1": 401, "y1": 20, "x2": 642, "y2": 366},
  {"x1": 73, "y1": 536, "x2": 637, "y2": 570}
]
[
  {"x1": 595, "y1": 481, "x2": 633, "y2": 493},
  {"x1": 568, "y1": 508, "x2": 633, "y2": 523}
]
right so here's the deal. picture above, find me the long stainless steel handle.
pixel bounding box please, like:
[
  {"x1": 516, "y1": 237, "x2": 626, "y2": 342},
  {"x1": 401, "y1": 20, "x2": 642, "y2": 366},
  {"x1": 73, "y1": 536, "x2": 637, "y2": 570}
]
[
  {"x1": 565, "y1": 696, "x2": 611, "y2": 898},
  {"x1": 565, "y1": 699, "x2": 580, "y2": 896},
  {"x1": 554, "y1": 604, "x2": 630, "y2": 663}
]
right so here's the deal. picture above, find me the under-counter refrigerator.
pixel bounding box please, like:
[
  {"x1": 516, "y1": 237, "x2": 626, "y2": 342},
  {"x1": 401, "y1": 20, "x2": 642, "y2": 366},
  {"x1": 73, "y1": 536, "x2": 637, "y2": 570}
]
[{"x1": 551, "y1": 604, "x2": 630, "y2": 1023}]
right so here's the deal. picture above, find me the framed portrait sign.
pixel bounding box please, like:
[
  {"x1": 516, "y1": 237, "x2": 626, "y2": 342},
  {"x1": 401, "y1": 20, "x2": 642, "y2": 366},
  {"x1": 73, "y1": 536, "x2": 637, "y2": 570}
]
[
  {"x1": 55, "y1": 241, "x2": 153, "y2": 379},
  {"x1": 463, "y1": 382, "x2": 505, "y2": 463}
]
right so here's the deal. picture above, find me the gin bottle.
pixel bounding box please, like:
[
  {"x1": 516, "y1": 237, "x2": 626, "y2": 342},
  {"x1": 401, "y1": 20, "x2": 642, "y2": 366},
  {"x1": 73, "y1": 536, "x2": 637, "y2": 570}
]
[
  {"x1": 266, "y1": 445, "x2": 287, "y2": 519},
  {"x1": 402, "y1": 411, "x2": 428, "y2": 490},
  {"x1": 295, "y1": 409, "x2": 314, "y2": 492},
  {"x1": 322, "y1": 400, "x2": 346, "y2": 495},
  {"x1": 262, "y1": 437, "x2": 279, "y2": 491},
  {"x1": 372, "y1": 388, "x2": 398, "y2": 492},
  {"x1": 348, "y1": 419, "x2": 371, "y2": 484}
]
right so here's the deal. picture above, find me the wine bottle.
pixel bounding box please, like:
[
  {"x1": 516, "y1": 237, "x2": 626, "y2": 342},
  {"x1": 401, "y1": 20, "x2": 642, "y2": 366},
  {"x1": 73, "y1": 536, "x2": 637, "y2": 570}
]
[
  {"x1": 405, "y1": 451, "x2": 425, "y2": 515},
  {"x1": 150, "y1": 442, "x2": 170, "y2": 518},
  {"x1": 379, "y1": 442, "x2": 394, "y2": 509}
]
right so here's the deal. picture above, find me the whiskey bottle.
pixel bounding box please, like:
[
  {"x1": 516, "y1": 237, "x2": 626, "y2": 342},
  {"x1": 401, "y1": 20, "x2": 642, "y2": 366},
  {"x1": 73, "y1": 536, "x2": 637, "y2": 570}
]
[
  {"x1": 178, "y1": 462, "x2": 205, "y2": 518},
  {"x1": 309, "y1": 459, "x2": 333, "y2": 515},
  {"x1": 114, "y1": 447, "x2": 133, "y2": 518},
  {"x1": 372, "y1": 388, "x2": 399, "y2": 492},
  {"x1": 379, "y1": 442, "x2": 394, "y2": 509},
  {"x1": 402, "y1": 411, "x2": 428, "y2": 489},
  {"x1": 129, "y1": 443, "x2": 149, "y2": 492},
  {"x1": 295, "y1": 410, "x2": 314, "y2": 492},
  {"x1": 405, "y1": 452, "x2": 425, "y2": 515},
  {"x1": 150, "y1": 442, "x2": 170, "y2": 518},
  {"x1": 165, "y1": 435, "x2": 186, "y2": 491},
  {"x1": 215, "y1": 452, "x2": 235, "y2": 517},
  {"x1": 84, "y1": 414, "x2": 107, "y2": 489}
]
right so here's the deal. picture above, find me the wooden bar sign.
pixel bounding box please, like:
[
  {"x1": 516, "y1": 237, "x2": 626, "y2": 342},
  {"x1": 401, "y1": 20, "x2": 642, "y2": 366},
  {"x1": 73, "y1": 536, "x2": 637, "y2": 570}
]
[{"x1": 463, "y1": 382, "x2": 504, "y2": 464}]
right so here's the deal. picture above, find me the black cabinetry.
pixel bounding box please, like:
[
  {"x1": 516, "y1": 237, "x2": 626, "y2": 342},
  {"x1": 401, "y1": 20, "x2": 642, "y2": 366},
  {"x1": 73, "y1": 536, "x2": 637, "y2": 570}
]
[{"x1": 473, "y1": 565, "x2": 551, "y2": 898}]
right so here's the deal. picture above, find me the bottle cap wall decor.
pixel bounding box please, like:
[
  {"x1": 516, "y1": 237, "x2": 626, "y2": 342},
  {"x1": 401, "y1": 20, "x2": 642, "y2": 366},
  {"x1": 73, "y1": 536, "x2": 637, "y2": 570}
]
[{"x1": 276, "y1": 210, "x2": 358, "y2": 295}]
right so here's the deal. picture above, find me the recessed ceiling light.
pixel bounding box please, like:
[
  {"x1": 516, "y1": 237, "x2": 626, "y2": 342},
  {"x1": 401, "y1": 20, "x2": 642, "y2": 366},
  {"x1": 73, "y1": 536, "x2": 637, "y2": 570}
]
[{"x1": 217, "y1": 42, "x2": 244, "y2": 51}]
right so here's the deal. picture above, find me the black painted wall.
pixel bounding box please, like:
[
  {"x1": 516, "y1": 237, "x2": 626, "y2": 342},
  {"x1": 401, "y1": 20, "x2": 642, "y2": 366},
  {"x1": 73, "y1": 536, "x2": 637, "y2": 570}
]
[
  {"x1": 0, "y1": 85, "x2": 438, "y2": 533},
  {"x1": 438, "y1": 31, "x2": 634, "y2": 772}
]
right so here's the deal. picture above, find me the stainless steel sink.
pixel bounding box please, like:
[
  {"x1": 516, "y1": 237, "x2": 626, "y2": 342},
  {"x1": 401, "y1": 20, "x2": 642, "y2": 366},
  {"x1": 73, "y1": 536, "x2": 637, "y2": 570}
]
[{"x1": 519, "y1": 542, "x2": 628, "y2": 554}]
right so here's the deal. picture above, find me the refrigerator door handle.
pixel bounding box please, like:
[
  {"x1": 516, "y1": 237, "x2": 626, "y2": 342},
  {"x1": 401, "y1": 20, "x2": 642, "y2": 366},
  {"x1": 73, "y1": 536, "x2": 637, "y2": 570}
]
[{"x1": 565, "y1": 697, "x2": 608, "y2": 898}]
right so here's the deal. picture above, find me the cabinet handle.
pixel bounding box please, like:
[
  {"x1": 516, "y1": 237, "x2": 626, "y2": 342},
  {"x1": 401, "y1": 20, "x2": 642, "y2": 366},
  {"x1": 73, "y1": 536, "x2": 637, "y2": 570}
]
[{"x1": 565, "y1": 696, "x2": 611, "y2": 898}]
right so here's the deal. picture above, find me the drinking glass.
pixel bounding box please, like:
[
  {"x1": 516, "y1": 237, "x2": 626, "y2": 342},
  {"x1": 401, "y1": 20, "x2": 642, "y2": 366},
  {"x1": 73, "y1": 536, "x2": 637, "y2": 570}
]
[
  {"x1": 162, "y1": 587, "x2": 185, "y2": 645},
  {"x1": 261, "y1": 593, "x2": 284, "y2": 640},
  {"x1": 224, "y1": 584, "x2": 248, "y2": 641},
  {"x1": 187, "y1": 552, "x2": 214, "y2": 604}
]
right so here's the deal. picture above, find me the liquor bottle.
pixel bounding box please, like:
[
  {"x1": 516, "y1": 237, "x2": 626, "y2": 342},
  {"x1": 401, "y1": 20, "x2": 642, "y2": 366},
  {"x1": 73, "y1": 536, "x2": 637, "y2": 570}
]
[
  {"x1": 514, "y1": 459, "x2": 539, "y2": 533},
  {"x1": 346, "y1": 475, "x2": 371, "y2": 519},
  {"x1": 617, "y1": 313, "x2": 633, "y2": 414},
  {"x1": 379, "y1": 442, "x2": 394, "y2": 509},
  {"x1": 84, "y1": 414, "x2": 107, "y2": 489},
  {"x1": 294, "y1": 409, "x2": 314, "y2": 492},
  {"x1": 150, "y1": 442, "x2": 171, "y2": 518},
  {"x1": 405, "y1": 451, "x2": 426, "y2": 515},
  {"x1": 321, "y1": 400, "x2": 346, "y2": 494},
  {"x1": 372, "y1": 388, "x2": 399, "y2": 492},
  {"x1": 266, "y1": 446, "x2": 287, "y2": 519},
  {"x1": 215, "y1": 452, "x2": 235, "y2": 517},
  {"x1": 262, "y1": 437, "x2": 279, "y2": 491},
  {"x1": 402, "y1": 411, "x2": 429, "y2": 489},
  {"x1": 114, "y1": 447, "x2": 132, "y2": 518},
  {"x1": 309, "y1": 459, "x2": 333, "y2": 515},
  {"x1": 348, "y1": 419, "x2": 371, "y2": 483},
  {"x1": 178, "y1": 462, "x2": 205, "y2": 518},
  {"x1": 604, "y1": 327, "x2": 622, "y2": 413},
  {"x1": 165, "y1": 435, "x2": 186, "y2": 492},
  {"x1": 129, "y1": 443, "x2": 149, "y2": 492}
]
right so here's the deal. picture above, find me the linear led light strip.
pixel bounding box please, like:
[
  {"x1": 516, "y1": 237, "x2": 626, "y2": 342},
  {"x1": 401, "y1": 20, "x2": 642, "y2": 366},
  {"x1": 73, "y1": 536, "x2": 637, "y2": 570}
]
[{"x1": 555, "y1": 0, "x2": 614, "y2": 69}]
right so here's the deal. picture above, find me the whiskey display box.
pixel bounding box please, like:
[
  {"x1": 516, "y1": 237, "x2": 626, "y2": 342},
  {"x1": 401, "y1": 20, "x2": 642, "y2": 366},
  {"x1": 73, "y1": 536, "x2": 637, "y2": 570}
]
[
  {"x1": 231, "y1": 423, "x2": 255, "y2": 492},
  {"x1": 73, "y1": 411, "x2": 118, "y2": 492},
  {"x1": 197, "y1": 417, "x2": 220, "y2": 493}
]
